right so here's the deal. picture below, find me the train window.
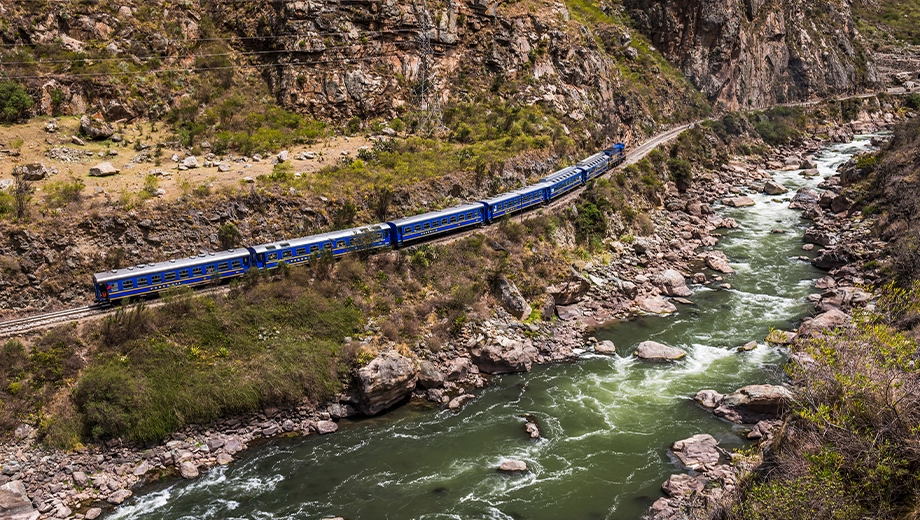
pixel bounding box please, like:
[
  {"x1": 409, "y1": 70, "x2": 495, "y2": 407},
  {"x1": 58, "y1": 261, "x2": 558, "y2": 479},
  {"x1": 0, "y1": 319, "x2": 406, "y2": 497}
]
[
  {"x1": 442, "y1": 218, "x2": 449, "y2": 226},
  {"x1": 323, "y1": 243, "x2": 332, "y2": 250},
  {"x1": 296, "y1": 248, "x2": 306, "y2": 256},
  {"x1": 376, "y1": 232, "x2": 383, "y2": 240},
  {"x1": 281, "y1": 251, "x2": 292, "y2": 259},
  {"x1": 218, "y1": 262, "x2": 230, "y2": 270},
  {"x1": 151, "y1": 275, "x2": 162, "y2": 284},
  {"x1": 137, "y1": 278, "x2": 149, "y2": 287},
  {"x1": 122, "y1": 280, "x2": 134, "y2": 289},
  {"x1": 423, "y1": 223, "x2": 430, "y2": 230},
  {"x1": 164, "y1": 272, "x2": 176, "y2": 282},
  {"x1": 467, "y1": 212, "x2": 475, "y2": 219},
  {"x1": 336, "y1": 241, "x2": 346, "y2": 248},
  {"x1": 232, "y1": 260, "x2": 242, "y2": 268},
  {"x1": 192, "y1": 267, "x2": 203, "y2": 276},
  {"x1": 310, "y1": 245, "x2": 319, "y2": 253},
  {"x1": 414, "y1": 225, "x2": 421, "y2": 232},
  {"x1": 404, "y1": 227, "x2": 411, "y2": 234},
  {"x1": 206, "y1": 266, "x2": 216, "y2": 274},
  {"x1": 268, "y1": 253, "x2": 278, "y2": 261},
  {"x1": 450, "y1": 216, "x2": 457, "y2": 223},
  {"x1": 179, "y1": 270, "x2": 189, "y2": 279},
  {"x1": 458, "y1": 213, "x2": 465, "y2": 221}
]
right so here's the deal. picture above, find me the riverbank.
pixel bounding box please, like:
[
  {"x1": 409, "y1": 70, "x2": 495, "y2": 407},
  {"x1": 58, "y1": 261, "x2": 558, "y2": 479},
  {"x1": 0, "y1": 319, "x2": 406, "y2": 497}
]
[{"x1": 0, "y1": 107, "x2": 905, "y2": 520}]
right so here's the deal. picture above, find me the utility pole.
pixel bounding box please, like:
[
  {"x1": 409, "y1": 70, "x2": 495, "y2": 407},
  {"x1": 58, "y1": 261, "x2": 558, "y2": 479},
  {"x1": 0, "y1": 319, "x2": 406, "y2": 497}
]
[{"x1": 412, "y1": 0, "x2": 445, "y2": 136}]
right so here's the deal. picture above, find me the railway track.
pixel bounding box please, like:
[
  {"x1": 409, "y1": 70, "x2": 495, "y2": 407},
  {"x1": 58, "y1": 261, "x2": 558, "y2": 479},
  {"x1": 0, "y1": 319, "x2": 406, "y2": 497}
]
[{"x1": 0, "y1": 304, "x2": 113, "y2": 337}]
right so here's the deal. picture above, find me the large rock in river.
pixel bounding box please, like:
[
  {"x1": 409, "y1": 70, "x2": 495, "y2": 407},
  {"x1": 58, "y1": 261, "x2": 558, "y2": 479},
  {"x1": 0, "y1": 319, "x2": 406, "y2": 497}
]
[
  {"x1": 0, "y1": 480, "x2": 38, "y2": 520},
  {"x1": 797, "y1": 309, "x2": 850, "y2": 336},
  {"x1": 654, "y1": 269, "x2": 692, "y2": 297},
  {"x1": 670, "y1": 434, "x2": 720, "y2": 470},
  {"x1": 722, "y1": 195, "x2": 755, "y2": 207},
  {"x1": 471, "y1": 339, "x2": 537, "y2": 374},
  {"x1": 763, "y1": 180, "x2": 788, "y2": 195},
  {"x1": 634, "y1": 340, "x2": 686, "y2": 362},
  {"x1": 704, "y1": 251, "x2": 734, "y2": 274},
  {"x1": 355, "y1": 351, "x2": 418, "y2": 415},
  {"x1": 636, "y1": 295, "x2": 677, "y2": 315},
  {"x1": 714, "y1": 384, "x2": 792, "y2": 424}
]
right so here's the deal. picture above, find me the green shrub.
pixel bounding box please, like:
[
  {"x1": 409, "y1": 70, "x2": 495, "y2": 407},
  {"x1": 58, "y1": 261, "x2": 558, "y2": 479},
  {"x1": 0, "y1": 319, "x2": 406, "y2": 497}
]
[
  {"x1": 0, "y1": 81, "x2": 33, "y2": 123},
  {"x1": 43, "y1": 177, "x2": 85, "y2": 209}
]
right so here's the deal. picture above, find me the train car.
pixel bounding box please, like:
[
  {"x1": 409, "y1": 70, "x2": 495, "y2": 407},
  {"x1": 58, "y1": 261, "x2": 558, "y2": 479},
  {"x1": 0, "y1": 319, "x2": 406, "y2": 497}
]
[
  {"x1": 391, "y1": 203, "x2": 485, "y2": 245},
  {"x1": 251, "y1": 224, "x2": 392, "y2": 269},
  {"x1": 577, "y1": 152, "x2": 611, "y2": 181},
  {"x1": 478, "y1": 183, "x2": 550, "y2": 223},
  {"x1": 93, "y1": 249, "x2": 254, "y2": 303},
  {"x1": 606, "y1": 143, "x2": 626, "y2": 166},
  {"x1": 541, "y1": 166, "x2": 585, "y2": 200}
]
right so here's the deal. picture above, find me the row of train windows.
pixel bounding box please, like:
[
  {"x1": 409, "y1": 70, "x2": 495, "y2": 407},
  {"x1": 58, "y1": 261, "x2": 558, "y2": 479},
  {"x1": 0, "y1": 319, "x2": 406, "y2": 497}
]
[
  {"x1": 120, "y1": 260, "x2": 243, "y2": 289},
  {"x1": 265, "y1": 233, "x2": 387, "y2": 261},
  {"x1": 403, "y1": 212, "x2": 477, "y2": 234},
  {"x1": 496, "y1": 193, "x2": 541, "y2": 211}
]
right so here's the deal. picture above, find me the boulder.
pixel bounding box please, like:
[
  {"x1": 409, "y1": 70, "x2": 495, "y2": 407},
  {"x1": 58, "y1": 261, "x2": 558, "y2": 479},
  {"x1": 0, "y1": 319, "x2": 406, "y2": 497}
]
[
  {"x1": 107, "y1": 489, "x2": 132, "y2": 504},
  {"x1": 497, "y1": 460, "x2": 528, "y2": 472},
  {"x1": 694, "y1": 389, "x2": 724, "y2": 409},
  {"x1": 85, "y1": 508, "x2": 103, "y2": 520},
  {"x1": 762, "y1": 180, "x2": 788, "y2": 195},
  {"x1": 132, "y1": 460, "x2": 151, "y2": 476},
  {"x1": 831, "y1": 194, "x2": 852, "y2": 213},
  {"x1": 417, "y1": 361, "x2": 445, "y2": 389},
  {"x1": 595, "y1": 340, "x2": 617, "y2": 354},
  {"x1": 182, "y1": 156, "x2": 200, "y2": 169},
  {"x1": 671, "y1": 434, "x2": 720, "y2": 470},
  {"x1": 738, "y1": 340, "x2": 758, "y2": 352},
  {"x1": 494, "y1": 274, "x2": 532, "y2": 320},
  {"x1": 540, "y1": 294, "x2": 555, "y2": 321},
  {"x1": 662, "y1": 473, "x2": 705, "y2": 497},
  {"x1": 811, "y1": 246, "x2": 855, "y2": 271},
  {"x1": 216, "y1": 453, "x2": 233, "y2": 465},
  {"x1": 178, "y1": 461, "x2": 199, "y2": 479},
  {"x1": 315, "y1": 420, "x2": 339, "y2": 434},
  {"x1": 636, "y1": 295, "x2": 677, "y2": 315},
  {"x1": 471, "y1": 340, "x2": 537, "y2": 374},
  {"x1": 789, "y1": 187, "x2": 820, "y2": 209},
  {"x1": 654, "y1": 269, "x2": 692, "y2": 297},
  {"x1": 223, "y1": 436, "x2": 244, "y2": 454},
  {"x1": 722, "y1": 196, "x2": 755, "y2": 207},
  {"x1": 803, "y1": 229, "x2": 835, "y2": 246},
  {"x1": 704, "y1": 251, "x2": 734, "y2": 274},
  {"x1": 634, "y1": 340, "x2": 686, "y2": 361},
  {"x1": 71, "y1": 471, "x2": 89, "y2": 487},
  {"x1": 448, "y1": 394, "x2": 475, "y2": 411},
  {"x1": 547, "y1": 269, "x2": 591, "y2": 305},
  {"x1": 80, "y1": 114, "x2": 114, "y2": 140},
  {"x1": 13, "y1": 163, "x2": 51, "y2": 181},
  {"x1": 89, "y1": 162, "x2": 120, "y2": 177},
  {"x1": 217, "y1": 163, "x2": 232, "y2": 172},
  {"x1": 0, "y1": 480, "x2": 38, "y2": 520},
  {"x1": 714, "y1": 384, "x2": 792, "y2": 423},
  {"x1": 798, "y1": 309, "x2": 850, "y2": 336},
  {"x1": 355, "y1": 351, "x2": 418, "y2": 415},
  {"x1": 444, "y1": 357, "x2": 477, "y2": 382}
]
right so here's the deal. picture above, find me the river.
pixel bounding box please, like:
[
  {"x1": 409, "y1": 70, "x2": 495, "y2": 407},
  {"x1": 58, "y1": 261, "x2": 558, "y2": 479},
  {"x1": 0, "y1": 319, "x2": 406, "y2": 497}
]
[{"x1": 105, "y1": 135, "x2": 877, "y2": 520}]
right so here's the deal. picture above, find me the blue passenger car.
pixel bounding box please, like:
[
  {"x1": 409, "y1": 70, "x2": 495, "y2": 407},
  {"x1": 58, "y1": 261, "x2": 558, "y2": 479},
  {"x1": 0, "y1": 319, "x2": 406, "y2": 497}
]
[
  {"x1": 92, "y1": 249, "x2": 254, "y2": 303},
  {"x1": 251, "y1": 224, "x2": 392, "y2": 269},
  {"x1": 478, "y1": 183, "x2": 548, "y2": 223},
  {"x1": 391, "y1": 203, "x2": 485, "y2": 245},
  {"x1": 541, "y1": 166, "x2": 585, "y2": 200},
  {"x1": 577, "y1": 152, "x2": 611, "y2": 181}
]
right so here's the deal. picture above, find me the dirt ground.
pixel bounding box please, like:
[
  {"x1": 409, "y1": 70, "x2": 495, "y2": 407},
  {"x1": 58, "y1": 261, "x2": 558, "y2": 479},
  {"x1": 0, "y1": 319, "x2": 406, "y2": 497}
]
[{"x1": 0, "y1": 116, "x2": 373, "y2": 203}]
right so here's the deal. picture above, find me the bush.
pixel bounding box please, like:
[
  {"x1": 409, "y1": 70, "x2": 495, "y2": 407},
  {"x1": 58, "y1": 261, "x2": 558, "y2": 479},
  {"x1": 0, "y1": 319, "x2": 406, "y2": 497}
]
[
  {"x1": 667, "y1": 158, "x2": 693, "y2": 192},
  {"x1": 43, "y1": 177, "x2": 85, "y2": 209},
  {"x1": 0, "y1": 81, "x2": 32, "y2": 123}
]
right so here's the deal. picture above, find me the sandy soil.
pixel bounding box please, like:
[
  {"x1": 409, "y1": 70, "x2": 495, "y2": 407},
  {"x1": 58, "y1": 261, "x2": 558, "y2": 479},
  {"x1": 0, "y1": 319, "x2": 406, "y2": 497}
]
[{"x1": 0, "y1": 116, "x2": 373, "y2": 203}]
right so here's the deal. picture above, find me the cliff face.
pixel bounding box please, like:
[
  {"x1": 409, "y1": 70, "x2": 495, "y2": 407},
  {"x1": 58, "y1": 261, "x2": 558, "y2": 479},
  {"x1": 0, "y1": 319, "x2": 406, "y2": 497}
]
[{"x1": 623, "y1": 0, "x2": 882, "y2": 110}]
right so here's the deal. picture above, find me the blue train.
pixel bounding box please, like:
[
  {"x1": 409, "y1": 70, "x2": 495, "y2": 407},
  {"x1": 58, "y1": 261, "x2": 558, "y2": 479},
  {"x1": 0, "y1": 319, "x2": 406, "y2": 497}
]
[{"x1": 92, "y1": 143, "x2": 626, "y2": 303}]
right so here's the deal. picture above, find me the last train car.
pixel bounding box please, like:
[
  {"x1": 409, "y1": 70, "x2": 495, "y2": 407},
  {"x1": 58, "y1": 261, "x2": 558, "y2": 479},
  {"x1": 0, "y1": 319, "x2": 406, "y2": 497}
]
[{"x1": 93, "y1": 249, "x2": 254, "y2": 303}]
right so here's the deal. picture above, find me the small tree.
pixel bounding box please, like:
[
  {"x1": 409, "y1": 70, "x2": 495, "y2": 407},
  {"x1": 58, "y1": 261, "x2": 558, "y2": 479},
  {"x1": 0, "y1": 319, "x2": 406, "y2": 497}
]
[
  {"x1": 12, "y1": 174, "x2": 32, "y2": 220},
  {"x1": 0, "y1": 81, "x2": 32, "y2": 123},
  {"x1": 370, "y1": 185, "x2": 394, "y2": 222},
  {"x1": 217, "y1": 221, "x2": 241, "y2": 250}
]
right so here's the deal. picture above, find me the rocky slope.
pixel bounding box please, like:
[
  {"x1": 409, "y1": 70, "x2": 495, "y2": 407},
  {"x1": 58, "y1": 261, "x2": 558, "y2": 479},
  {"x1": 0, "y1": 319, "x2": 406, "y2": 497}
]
[{"x1": 623, "y1": 0, "x2": 881, "y2": 110}]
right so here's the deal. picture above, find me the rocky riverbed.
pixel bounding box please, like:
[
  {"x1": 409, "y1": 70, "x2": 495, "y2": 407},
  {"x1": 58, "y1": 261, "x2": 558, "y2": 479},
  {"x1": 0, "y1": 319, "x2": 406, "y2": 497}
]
[{"x1": 0, "y1": 112, "x2": 902, "y2": 520}]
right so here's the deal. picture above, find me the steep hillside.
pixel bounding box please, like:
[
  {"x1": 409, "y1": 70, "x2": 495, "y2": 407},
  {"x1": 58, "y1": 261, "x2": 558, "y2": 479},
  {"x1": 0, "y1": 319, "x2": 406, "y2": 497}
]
[{"x1": 623, "y1": 0, "x2": 881, "y2": 110}]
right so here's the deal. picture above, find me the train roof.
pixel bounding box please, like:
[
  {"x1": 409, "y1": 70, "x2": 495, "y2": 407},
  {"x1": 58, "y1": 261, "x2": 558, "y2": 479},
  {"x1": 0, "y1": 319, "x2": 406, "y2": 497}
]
[
  {"x1": 390, "y1": 203, "x2": 484, "y2": 227},
  {"x1": 250, "y1": 224, "x2": 390, "y2": 255},
  {"x1": 93, "y1": 248, "x2": 252, "y2": 284},
  {"x1": 541, "y1": 165, "x2": 582, "y2": 182},
  {"x1": 577, "y1": 152, "x2": 608, "y2": 168}
]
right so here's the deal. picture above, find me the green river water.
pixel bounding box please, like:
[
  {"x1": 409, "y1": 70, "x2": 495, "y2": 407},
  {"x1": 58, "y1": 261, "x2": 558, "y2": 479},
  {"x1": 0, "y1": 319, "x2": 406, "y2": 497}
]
[{"x1": 105, "y1": 136, "x2": 877, "y2": 520}]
